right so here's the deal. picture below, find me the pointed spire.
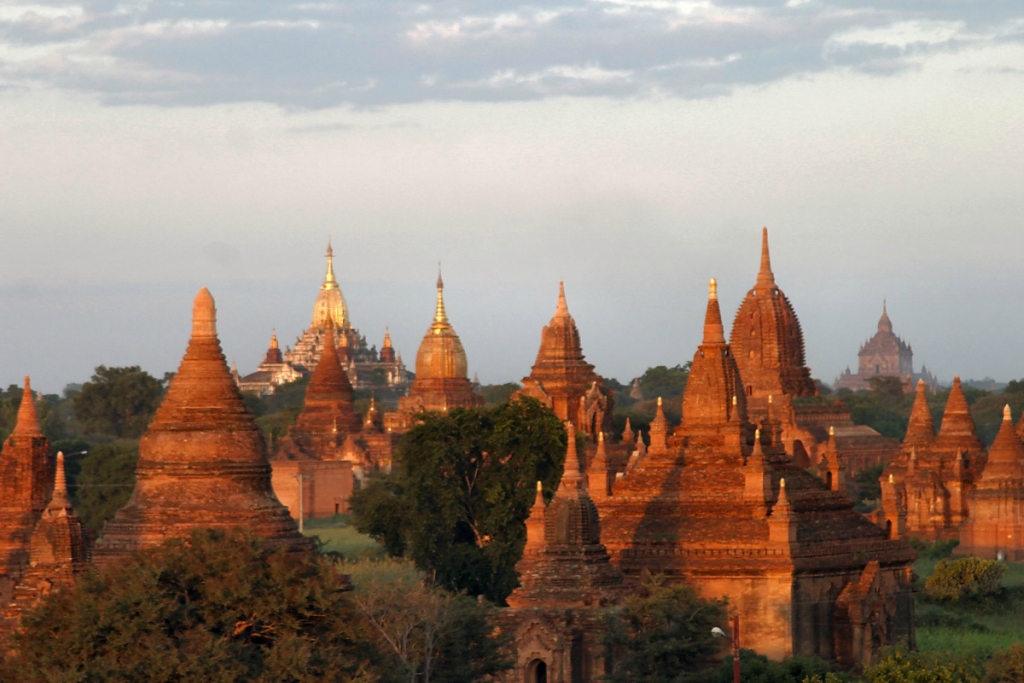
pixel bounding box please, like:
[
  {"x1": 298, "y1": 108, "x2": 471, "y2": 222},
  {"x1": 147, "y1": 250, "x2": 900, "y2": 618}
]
[
  {"x1": 904, "y1": 379, "x2": 935, "y2": 446},
  {"x1": 270, "y1": 329, "x2": 279, "y2": 350},
  {"x1": 524, "y1": 480, "x2": 546, "y2": 550},
  {"x1": 622, "y1": 417, "x2": 634, "y2": 444},
  {"x1": 324, "y1": 240, "x2": 337, "y2": 287},
  {"x1": 191, "y1": 288, "x2": 217, "y2": 339},
  {"x1": 383, "y1": 327, "x2": 392, "y2": 348},
  {"x1": 777, "y1": 478, "x2": 791, "y2": 512},
  {"x1": 703, "y1": 278, "x2": 726, "y2": 344},
  {"x1": 981, "y1": 404, "x2": 1024, "y2": 482},
  {"x1": 50, "y1": 451, "x2": 69, "y2": 508},
  {"x1": 937, "y1": 376, "x2": 982, "y2": 451},
  {"x1": 13, "y1": 375, "x2": 43, "y2": 437},
  {"x1": 555, "y1": 280, "x2": 569, "y2": 318},
  {"x1": 878, "y1": 299, "x2": 892, "y2": 333},
  {"x1": 560, "y1": 421, "x2": 583, "y2": 490},
  {"x1": 649, "y1": 397, "x2": 669, "y2": 452},
  {"x1": 752, "y1": 428, "x2": 764, "y2": 458},
  {"x1": 757, "y1": 227, "x2": 775, "y2": 287},
  {"x1": 434, "y1": 266, "x2": 449, "y2": 324}
]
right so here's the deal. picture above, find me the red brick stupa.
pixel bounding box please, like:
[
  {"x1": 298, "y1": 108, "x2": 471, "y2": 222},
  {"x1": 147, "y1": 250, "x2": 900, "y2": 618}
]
[
  {"x1": 959, "y1": 405, "x2": 1024, "y2": 560},
  {"x1": 0, "y1": 377, "x2": 54, "y2": 583},
  {"x1": 93, "y1": 289, "x2": 311, "y2": 563},
  {"x1": 518, "y1": 282, "x2": 614, "y2": 441}
]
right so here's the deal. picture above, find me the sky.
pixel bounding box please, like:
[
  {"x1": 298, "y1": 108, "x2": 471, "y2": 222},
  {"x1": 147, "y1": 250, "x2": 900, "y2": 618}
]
[{"x1": 1, "y1": 0, "x2": 1023, "y2": 394}]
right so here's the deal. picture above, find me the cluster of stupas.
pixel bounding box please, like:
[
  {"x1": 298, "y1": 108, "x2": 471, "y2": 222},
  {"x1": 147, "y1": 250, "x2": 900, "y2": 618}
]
[
  {"x1": 6, "y1": 227, "x2": 1024, "y2": 681},
  {"x1": 236, "y1": 243, "x2": 411, "y2": 395}
]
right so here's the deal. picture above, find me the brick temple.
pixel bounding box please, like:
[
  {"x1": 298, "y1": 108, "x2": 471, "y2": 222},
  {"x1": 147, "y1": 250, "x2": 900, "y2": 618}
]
[
  {"x1": 517, "y1": 282, "x2": 614, "y2": 442},
  {"x1": 93, "y1": 288, "x2": 312, "y2": 563},
  {"x1": 834, "y1": 303, "x2": 937, "y2": 392}
]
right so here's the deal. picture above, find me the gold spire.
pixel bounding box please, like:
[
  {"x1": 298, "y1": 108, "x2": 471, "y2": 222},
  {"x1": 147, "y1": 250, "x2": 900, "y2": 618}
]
[
  {"x1": 1004, "y1": 404, "x2": 1012, "y2": 422},
  {"x1": 709, "y1": 277, "x2": 718, "y2": 301},
  {"x1": 270, "y1": 329, "x2": 279, "y2": 350},
  {"x1": 192, "y1": 288, "x2": 217, "y2": 339},
  {"x1": 324, "y1": 240, "x2": 338, "y2": 290},
  {"x1": 757, "y1": 227, "x2": 775, "y2": 287},
  {"x1": 434, "y1": 266, "x2": 449, "y2": 324},
  {"x1": 383, "y1": 327, "x2": 392, "y2": 348},
  {"x1": 555, "y1": 280, "x2": 569, "y2": 317}
]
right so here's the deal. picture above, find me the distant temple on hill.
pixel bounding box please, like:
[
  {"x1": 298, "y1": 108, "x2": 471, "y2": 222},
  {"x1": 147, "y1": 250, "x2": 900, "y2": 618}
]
[
  {"x1": 834, "y1": 303, "x2": 937, "y2": 392},
  {"x1": 237, "y1": 243, "x2": 411, "y2": 395}
]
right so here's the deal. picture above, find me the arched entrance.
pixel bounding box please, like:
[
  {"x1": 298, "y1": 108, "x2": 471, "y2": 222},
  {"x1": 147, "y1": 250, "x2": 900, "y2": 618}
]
[{"x1": 527, "y1": 659, "x2": 547, "y2": 683}]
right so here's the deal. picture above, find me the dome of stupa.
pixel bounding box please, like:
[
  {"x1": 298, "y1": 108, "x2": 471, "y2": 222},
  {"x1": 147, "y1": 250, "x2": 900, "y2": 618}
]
[{"x1": 414, "y1": 271, "x2": 469, "y2": 380}]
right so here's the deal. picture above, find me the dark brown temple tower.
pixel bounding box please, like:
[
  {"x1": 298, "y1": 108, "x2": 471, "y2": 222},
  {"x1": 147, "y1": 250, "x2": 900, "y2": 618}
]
[
  {"x1": 94, "y1": 289, "x2": 312, "y2": 563},
  {"x1": 518, "y1": 282, "x2": 614, "y2": 441}
]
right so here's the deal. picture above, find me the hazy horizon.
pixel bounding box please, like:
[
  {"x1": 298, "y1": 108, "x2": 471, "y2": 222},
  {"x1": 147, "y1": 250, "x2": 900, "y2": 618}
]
[{"x1": 2, "y1": 0, "x2": 1022, "y2": 393}]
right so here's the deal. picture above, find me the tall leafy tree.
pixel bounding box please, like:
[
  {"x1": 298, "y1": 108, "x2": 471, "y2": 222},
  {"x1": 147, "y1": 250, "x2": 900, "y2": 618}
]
[
  {"x1": 1, "y1": 529, "x2": 393, "y2": 683},
  {"x1": 72, "y1": 365, "x2": 165, "y2": 438},
  {"x1": 350, "y1": 397, "x2": 566, "y2": 603}
]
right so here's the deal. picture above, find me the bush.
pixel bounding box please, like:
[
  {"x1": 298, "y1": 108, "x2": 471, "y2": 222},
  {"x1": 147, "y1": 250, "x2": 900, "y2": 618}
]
[
  {"x1": 865, "y1": 647, "x2": 981, "y2": 683},
  {"x1": 925, "y1": 558, "x2": 1006, "y2": 602},
  {"x1": 910, "y1": 538, "x2": 959, "y2": 561},
  {"x1": 984, "y1": 643, "x2": 1024, "y2": 683},
  {"x1": 915, "y1": 604, "x2": 988, "y2": 632}
]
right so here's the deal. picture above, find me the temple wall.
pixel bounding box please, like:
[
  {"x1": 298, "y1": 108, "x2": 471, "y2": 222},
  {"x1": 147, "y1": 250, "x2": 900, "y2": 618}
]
[
  {"x1": 959, "y1": 494, "x2": 1024, "y2": 560},
  {"x1": 271, "y1": 460, "x2": 354, "y2": 519}
]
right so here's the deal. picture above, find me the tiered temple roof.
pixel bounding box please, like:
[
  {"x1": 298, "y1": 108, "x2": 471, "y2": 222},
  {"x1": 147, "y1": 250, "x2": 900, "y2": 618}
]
[
  {"x1": 93, "y1": 288, "x2": 312, "y2": 563},
  {"x1": 518, "y1": 282, "x2": 613, "y2": 441},
  {"x1": 594, "y1": 279, "x2": 915, "y2": 663},
  {"x1": 730, "y1": 228, "x2": 816, "y2": 415}
]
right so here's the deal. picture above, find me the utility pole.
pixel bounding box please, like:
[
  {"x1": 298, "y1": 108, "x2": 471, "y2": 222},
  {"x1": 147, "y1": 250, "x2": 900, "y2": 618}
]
[
  {"x1": 294, "y1": 473, "x2": 305, "y2": 533},
  {"x1": 732, "y1": 613, "x2": 741, "y2": 683}
]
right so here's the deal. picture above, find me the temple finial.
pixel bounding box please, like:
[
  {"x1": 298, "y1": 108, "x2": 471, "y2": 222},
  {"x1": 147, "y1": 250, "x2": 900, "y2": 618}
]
[
  {"x1": 325, "y1": 240, "x2": 337, "y2": 286},
  {"x1": 13, "y1": 375, "x2": 43, "y2": 437},
  {"x1": 561, "y1": 421, "x2": 582, "y2": 487},
  {"x1": 191, "y1": 288, "x2": 217, "y2": 339},
  {"x1": 757, "y1": 227, "x2": 775, "y2": 286},
  {"x1": 555, "y1": 280, "x2": 569, "y2": 317},
  {"x1": 703, "y1": 278, "x2": 726, "y2": 344},
  {"x1": 1004, "y1": 404, "x2": 1012, "y2": 422},
  {"x1": 434, "y1": 267, "x2": 448, "y2": 324}
]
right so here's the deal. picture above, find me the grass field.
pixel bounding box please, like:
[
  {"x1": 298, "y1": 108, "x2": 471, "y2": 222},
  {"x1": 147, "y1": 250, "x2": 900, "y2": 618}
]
[
  {"x1": 914, "y1": 544, "x2": 1024, "y2": 659},
  {"x1": 300, "y1": 515, "x2": 385, "y2": 559}
]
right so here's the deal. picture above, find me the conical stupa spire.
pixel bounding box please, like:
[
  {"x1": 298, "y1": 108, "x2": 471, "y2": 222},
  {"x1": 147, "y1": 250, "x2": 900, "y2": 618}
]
[
  {"x1": 555, "y1": 280, "x2": 569, "y2": 318},
  {"x1": 757, "y1": 227, "x2": 775, "y2": 287},
  {"x1": 559, "y1": 422, "x2": 583, "y2": 491},
  {"x1": 383, "y1": 327, "x2": 392, "y2": 348},
  {"x1": 878, "y1": 300, "x2": 892, "y2": 333},
  {"x1": 904, "y1": 379, "x2": 935, "y2": 446},
  {"x1": 980, "y1": 404, "x2": 1024, "y2": 482},
  {"x1": 270, "y1": 329, "x2": 279, "y2": 350},
  {"x1": 324, "y1": 240, "x2": 338, "y2": 287},
  {"x1": 434, "y1": 265, "x2": 448, "y2": 324},
  {"x1": 50, "y1": 451, "x2": 69, "y2": 509},
  {"x1": 192, "y1": 288, "x2": 217, "y2": 338},
  {"x1": 703, "y1": 278, "x2": 726, "y2": 344},
  {"x1": 13, "y1": 375, "x2": 43, "y2": 437},
  {"x1": 936, "y1": 376, "x2": 982, "y2": 452}
]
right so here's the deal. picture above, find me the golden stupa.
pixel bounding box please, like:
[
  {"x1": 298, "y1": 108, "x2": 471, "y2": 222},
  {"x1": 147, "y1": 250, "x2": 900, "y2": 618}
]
[
  {"x1": 311, "y1": 242, "x2": 350, "y2": 330},
  {"x1": 415, "y1": 271, "x2": 469, "y2": 380}
]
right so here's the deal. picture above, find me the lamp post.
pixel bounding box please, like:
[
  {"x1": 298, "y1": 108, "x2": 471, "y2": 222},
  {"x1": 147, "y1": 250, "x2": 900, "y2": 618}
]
[
  {"x1": 294, "y1": 473, "x2": 305, "y2": 533},
  {"x1": 712, "y1": 614, "x2": 741, "y2": 683}
]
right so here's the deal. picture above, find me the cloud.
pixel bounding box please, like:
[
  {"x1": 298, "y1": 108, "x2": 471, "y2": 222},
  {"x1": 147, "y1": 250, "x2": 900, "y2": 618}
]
[{"x1": 0, "y1": 0, "x2": 1020, "y2": 106}]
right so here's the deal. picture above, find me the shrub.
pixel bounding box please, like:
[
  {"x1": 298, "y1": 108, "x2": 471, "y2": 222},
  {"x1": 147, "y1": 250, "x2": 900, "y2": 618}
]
[
  {"x1": 865, "y1": 647, "x2": 981, "y2": 683},
  {"x1": 984, "y1": 643, "x2": 1024, "y2": 683},
  {"x1": 925, "y1": 558, "x2": 1006, "y2": 602},
  {"x1": 915, "y1": 604, "x2": 988, "y2": 633}
]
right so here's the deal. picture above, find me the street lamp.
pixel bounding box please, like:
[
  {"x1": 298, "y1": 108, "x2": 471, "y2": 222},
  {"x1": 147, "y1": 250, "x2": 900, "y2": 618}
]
[{"x1": 711, "y1": 614, "x2": 741, "y2": 683}]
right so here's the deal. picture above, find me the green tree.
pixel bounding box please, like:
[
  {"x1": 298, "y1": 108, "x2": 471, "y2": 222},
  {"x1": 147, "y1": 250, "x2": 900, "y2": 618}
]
[
  {"x1": 346, "y1": 557, "x2": 512, "y2": 682},
  {"x1": 603, "y1": 573, "x2": 727, "y2": 683},
  {"x1": 72, "y1": 442, "x2": 139, "y2": 535},
  {"x1": 478, "y1": 383, "x2": 520, "y2": 406},
  {"x1": 925, "y1": 557, "x2": 1006, "y2": 602},
  {"x1": 638, "y1": 363, "x2": 691, "y2": 402},
  {"x1": 0, "y1": 529, "x2": 393, "y2": 682},
  {"x1": 350, "y1": 397, "x2": 566, "y2": 603},
  {"x1": 72, "y1": 365, "x2": 165, "y2": 438}
]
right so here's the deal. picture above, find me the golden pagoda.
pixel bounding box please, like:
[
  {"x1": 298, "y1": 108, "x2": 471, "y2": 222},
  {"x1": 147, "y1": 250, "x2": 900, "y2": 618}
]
[{"x1": 311, "y1": 241, "x2": 350, "y2": 330}]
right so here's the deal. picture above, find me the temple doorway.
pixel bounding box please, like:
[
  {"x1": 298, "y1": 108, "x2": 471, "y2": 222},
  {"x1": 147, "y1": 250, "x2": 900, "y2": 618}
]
[{"x1": 527, "y1": 659, "x2": 547, "y2": 683}]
